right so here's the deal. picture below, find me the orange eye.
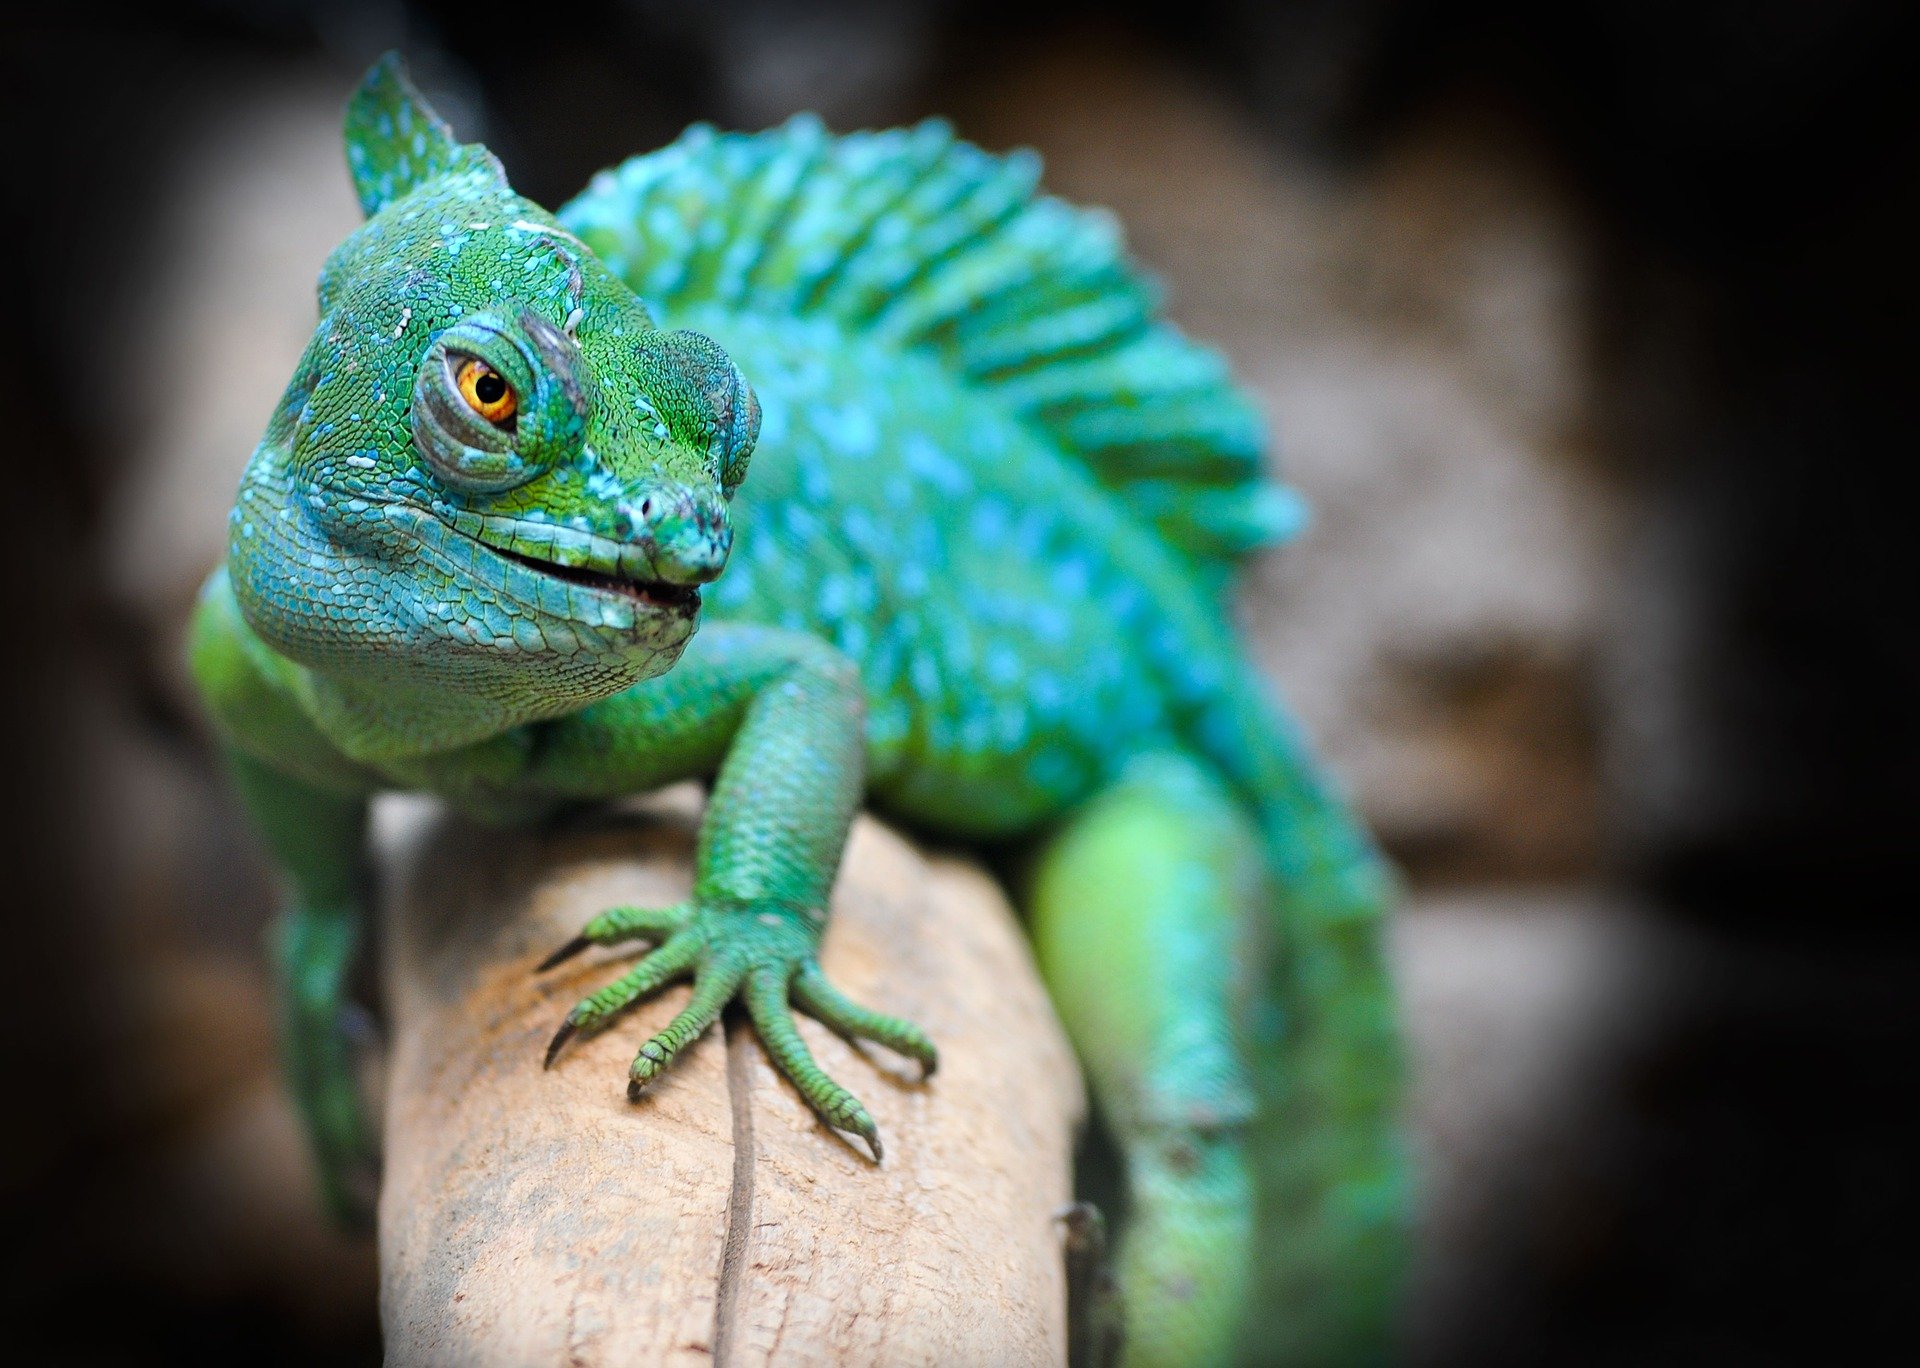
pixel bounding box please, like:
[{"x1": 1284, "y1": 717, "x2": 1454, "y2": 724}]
[{"x1": 455, "y1": 357, "x2": 518, "y2": 424}]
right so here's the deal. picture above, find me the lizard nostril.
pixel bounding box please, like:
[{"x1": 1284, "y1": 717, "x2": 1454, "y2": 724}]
[{"x1": 639, "y1": 497, "x2": 653, "y2": 520}]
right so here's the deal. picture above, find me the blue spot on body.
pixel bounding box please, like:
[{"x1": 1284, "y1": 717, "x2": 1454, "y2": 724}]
[{"x1": 903, "y1": 433, "x2": 968, "y2": 496}]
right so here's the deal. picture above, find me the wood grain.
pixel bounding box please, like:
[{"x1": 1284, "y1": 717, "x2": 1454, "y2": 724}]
[{"x1": 376, "y1": 793, "x2": 1084, "y2": 1366}]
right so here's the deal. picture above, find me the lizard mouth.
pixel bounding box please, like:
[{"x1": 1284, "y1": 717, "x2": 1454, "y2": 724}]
[{"x1": 496, "y1": 546, "x2": 701, "y2": 615}]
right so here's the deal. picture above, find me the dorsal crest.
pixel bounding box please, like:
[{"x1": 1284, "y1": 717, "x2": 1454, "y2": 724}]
[
  {"x1": 560, "y1": 118, "x2": 1305, "y2": 590},
  {"x1": 343, "y1": 53, "x2": 507, "y2": 216}
]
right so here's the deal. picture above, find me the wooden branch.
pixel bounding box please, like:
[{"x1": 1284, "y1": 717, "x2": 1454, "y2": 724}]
[{"x1": 376, "y1": 793, "x2": 1085, "y2": 1366}]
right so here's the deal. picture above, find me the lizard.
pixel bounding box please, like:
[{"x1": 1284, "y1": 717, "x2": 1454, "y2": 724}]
[{"x1": 188, "y1": 55, "x2": 1407, "y2": 1366}]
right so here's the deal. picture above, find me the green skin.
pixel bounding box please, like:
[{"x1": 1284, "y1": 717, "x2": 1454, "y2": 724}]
[{"x1": 190, "y1": 57, "x2": 1406, "y2": 1366}]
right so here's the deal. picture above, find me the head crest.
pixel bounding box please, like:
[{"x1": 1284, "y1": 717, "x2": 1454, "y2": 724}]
[{"x1": 343, "y1": 52, "x2": 507, "y2": 216}]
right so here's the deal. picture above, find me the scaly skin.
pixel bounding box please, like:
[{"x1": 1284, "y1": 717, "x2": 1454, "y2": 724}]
[{"x1": 190, "y1": 55, "x2": 1407, "y2": 1365}]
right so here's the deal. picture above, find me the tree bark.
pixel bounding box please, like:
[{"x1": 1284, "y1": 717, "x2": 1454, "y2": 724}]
[{"x1": 376, "y1": 791, "x2": 1084, "y2": 1367}]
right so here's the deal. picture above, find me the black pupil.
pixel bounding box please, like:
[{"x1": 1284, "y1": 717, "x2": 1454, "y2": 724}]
[{"x1": 474, "y1": 371, "x2": 507, "y2": 405}]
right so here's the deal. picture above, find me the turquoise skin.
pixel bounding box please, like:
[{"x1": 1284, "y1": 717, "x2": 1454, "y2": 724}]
[{"x1": 189, "y1": 56, "x2": 1406, "y2": 1366}]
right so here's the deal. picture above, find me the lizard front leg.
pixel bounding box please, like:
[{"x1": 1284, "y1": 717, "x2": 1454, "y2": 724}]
[
  {"x1": 531, "y1": 623, "x2": 934, "y2": 1157},
  {"x1": 222, "y1": 747, "x2": 377, "y2": 1223}
]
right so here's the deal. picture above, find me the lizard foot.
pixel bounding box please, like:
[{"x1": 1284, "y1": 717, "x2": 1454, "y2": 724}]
[{"x1": 537, "y1": 897, "x2": 936, "y2": 1159}]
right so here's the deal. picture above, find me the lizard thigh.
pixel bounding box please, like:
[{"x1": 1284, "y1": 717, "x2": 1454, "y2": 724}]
[{"x1": 1029, "y1": 751, "x2": 1264, "y2": 1368}]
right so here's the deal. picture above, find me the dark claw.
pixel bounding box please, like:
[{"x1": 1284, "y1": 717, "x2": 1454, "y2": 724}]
[
  {"x1": 536, "y1": 935, "x2": 592, "y2": 973},
  {"x1": 543, "y1": 1019, "x2": 578, "y2": 1069},
  {"x1": 626, "y1": 1078, "x2": 645, "y2": 1102},
  {"x1": 833, "y1": 1114, "x2": 884, "y2": 1163}
]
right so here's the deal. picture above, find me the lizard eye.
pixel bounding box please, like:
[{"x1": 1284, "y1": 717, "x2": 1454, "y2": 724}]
[
  {"x1": 455, "y1": 357, "x2": 518, "y2": 426},
  {"x1": 410, "y1": 313, "x2": 586, "y2": 495}
]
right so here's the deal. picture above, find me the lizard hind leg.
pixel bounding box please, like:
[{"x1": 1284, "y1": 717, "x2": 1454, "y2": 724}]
[{"x1": 1031, "y1": 752, "x2": 1267, "y2": 1368}]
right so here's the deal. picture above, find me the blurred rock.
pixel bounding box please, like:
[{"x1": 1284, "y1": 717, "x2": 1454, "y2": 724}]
[
  {"x1": 95, "y1": 1073, "x2": 380, "y2": 1336},
  {"x1": 103, "y1": 71, "x2": 360, "y2": 710},
  {"x1": 58, "y1": 682, "x2": 369, "y2": 1328},
  {"x1": 635, "y1": 0, "x2": 950, "y2": 130},
  {"x1": 1393, "y1": 888, "x2": 1657, "y2": 1358}
]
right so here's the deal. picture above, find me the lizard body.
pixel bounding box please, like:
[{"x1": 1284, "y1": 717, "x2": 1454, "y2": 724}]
[{"x1": 190, "y1": 57, "x2": 1405, "y2": 1366}]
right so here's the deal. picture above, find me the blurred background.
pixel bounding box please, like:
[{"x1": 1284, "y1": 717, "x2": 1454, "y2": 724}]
[{"x1": 3, "y1": 1, "x2": 1913, "y2": 1362}]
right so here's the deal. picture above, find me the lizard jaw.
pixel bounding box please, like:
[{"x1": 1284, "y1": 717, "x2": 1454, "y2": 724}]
[
  {"x1": 491, "y1": 544, "x2": 701, "y2": 616},
  {"x1": 422, "y1": 507, "x2": 705, "y2": 630}
]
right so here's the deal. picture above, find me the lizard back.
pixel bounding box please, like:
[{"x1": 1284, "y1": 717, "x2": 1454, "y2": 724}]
[{"x1": 558, "y1": 118, "x2": 1308, "y2": 830}]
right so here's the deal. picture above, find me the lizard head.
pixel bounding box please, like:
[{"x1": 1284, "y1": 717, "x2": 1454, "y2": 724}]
[{"x1": 229, "y1": 54, "x2": 756, "y2": 723}]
